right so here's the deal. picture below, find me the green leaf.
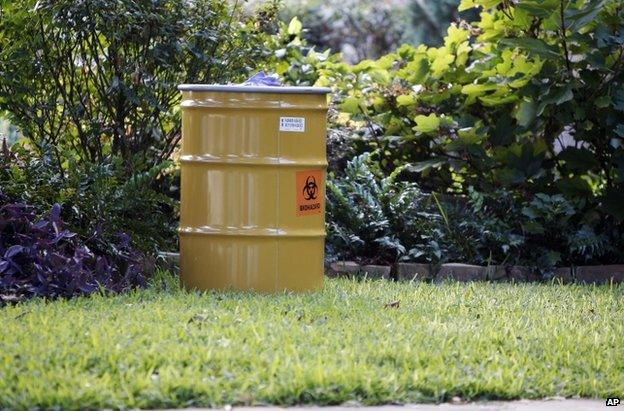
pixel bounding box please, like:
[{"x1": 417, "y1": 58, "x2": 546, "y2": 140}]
[
  {"x1": 369, "y1": 69, "x2": 391, "y2": 85},
  {"x1": 404, "y1": 56, "x2": 429, "y2": 83},
  {"x1": 458, "y1": 0, "x2": 477, "y2": 11},
  {"x1": 515, "y1": 100, "x2": 537, "y2": 127},
  {"x1": 396, "y1": 94, "x2": 417, "y2": 107},
  {"x1": 558, "y1": 148, "x2": 599, "y2": 171},
  {"x1": 497, "y1": 168, "x2": 525, "y2": 185},
  {"x1": 445, "y1": 25, "x2": 470, "y2": 49},
  {"x1": 479, "y1": 94, "x2": 518, "y2": 106},
  {"x1": 556, "y1": 176, "x2": 592, "y2": 198},
  {"x1": 408, "y1": 158, "x2": 447, "y2": 172},
  {"x1": 340, "y1": 96, "x2": 362, "y2": 114},
  {"x1": 523, "y1": 220, "x2": 545, "y2": 235},
  {"x1": 595, "y1": 95, "x2": 611, "y2": 108},
  {"x1": 458, "y1": 0, "x2": 502, "y2": 11},
  {"x1": 565, "y1": 0, "x2": 607, "y2": 33},
  {"x1": 503, "y1": 143, "x2": 546, "y2": 180},
  {"x1": 542, "y1": 86, "x2": 574, "y2": 106},
  {"x1": 500, "y1": 38, "x2": 560, "y2": 58},
  {"x1": 461, "y1": 84, "x2": 498, "y2": 96},
  {"x1": 414, "y1": 113, "x2": 441, "y2": 133},
  {"x1": 461, "y1": 83, "x2": 499, "y2": 105},
  {"x1": 490, "y1": 114, "x2": 514, "y2": 146},
  {"x1": 516, "y1": 0, "x2": 558, "y2": 18},
  {"x1": 352, "y1": 60, "x2": 376, "y2": 73},
  {"x1": 287, "y1": 17, "x2": 302, "y2": 36},
  {"x1": 429, "y1": 48, "x2": 455, "y2": 78}
]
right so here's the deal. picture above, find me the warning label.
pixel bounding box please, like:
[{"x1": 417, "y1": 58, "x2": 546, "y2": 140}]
[
  {"x1": 296, "y1": 170, "x2": 323, "y2": 216},
  {"x1": 279, "y1": 117, "x2": 305, "y2": 132}
]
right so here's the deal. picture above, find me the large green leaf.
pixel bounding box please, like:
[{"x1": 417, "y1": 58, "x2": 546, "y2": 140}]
[
  {"x1": 287, "y1": 17, "x2": 302, "y2": 36},
  {"x1": 516, "y1": 0, "x2": 558, "y2": 18},
  {"x1": 414, "y1": 113, "x2": 441, "y2": 133},
  {"x1": 340, "y1": 96, "x2": 362, "y2": 114},
  {"x1": 479, "y1": 94, "x2": 518, "y2": 106},
  {"x1": 558, "y1": 147, "x2": 599, "y2": 172},
  {"x1": 504, "y1": 143, "x2": 546, "y2": 181},
  {"x1": 565, "y1": 0, "x2": 607, "y2": 33},
  {"x1": 540, "y1": 85, "x2": 574, "y2": 107},
  {"x1": 490, "y1": 114, "x2": 514, "y2": 146}
]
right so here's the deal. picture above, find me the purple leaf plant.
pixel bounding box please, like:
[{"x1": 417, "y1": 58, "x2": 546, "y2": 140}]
[{"x1": 0, "y1": 195, "x2": 147, "y2": 303}]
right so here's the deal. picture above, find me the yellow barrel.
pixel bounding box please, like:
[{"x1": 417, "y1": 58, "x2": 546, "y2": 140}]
[{"x1": 178, "y1": 84, "x2": 331, "y2": 293}]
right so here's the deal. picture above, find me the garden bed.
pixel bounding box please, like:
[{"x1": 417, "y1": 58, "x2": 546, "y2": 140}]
[
  {"x1": 0, "y1": 275, "x2": 621, "y2": 409},
  {"x1": 329, "y1": 261, "x2": 624, "y2": 284}
]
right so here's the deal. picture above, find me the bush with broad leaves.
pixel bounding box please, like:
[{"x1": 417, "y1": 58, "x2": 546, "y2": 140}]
[{"x1": 275, "y1": 0, "x2": 624, "y2": 269}]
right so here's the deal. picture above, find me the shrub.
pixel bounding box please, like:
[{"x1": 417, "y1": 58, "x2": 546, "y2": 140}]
[
  {"x1": 326, "y1": 154, "x2": 623, "y2": 271},
  {"x1": 279, "y1": 0, "x2": 624, "y2": 268},
  {"x1": 0, "y1": 0, "x2": 275, "y2": 173},
  {"x1": 0, "y1": 198, "x2": 146, "y2": 302},
  {"x1": 0, "y1": 141, "x2": 177, "y2": 254},
  {"x1": 326, "y1": 153, "x2": 445, "y2": 264}
]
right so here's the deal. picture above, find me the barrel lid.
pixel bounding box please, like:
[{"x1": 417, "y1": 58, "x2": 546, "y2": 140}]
[{"x1": 178, "y1": 84, "x2": 331, "y2": 94}]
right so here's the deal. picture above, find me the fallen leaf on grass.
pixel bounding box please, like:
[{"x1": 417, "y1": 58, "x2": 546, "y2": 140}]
[
  {"x1": 14, "y1": 310, "x2": 30, "y2": 320},
  {"x1": 384, "y1": 300, "x2": 400, "y2": 308},
  {"x1": 188, "y1": 314, "x2": 208, "y2": 324}
]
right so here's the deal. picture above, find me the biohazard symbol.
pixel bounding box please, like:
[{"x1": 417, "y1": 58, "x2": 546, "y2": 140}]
[
  {"x1": 296, "y1": 170, "x2": 323, "y2": 216},
  {"x1": 303, "y1": 175, "x2": 318, "y2": 201}
]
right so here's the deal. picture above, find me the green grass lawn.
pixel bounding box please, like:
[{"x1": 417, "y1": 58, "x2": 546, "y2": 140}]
[{"x1": 1, "y1": 275, "x2": 622, "y2": 410}]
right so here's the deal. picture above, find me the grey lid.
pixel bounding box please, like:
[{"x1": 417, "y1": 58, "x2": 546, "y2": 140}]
[{"x1": 178, "y1": 84, "x2": 331, "y2": 94}]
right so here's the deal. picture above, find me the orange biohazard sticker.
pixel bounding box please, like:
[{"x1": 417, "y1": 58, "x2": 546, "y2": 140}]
[{"x1": 296, "y1": 170, "x2": 323, "y2": 216}]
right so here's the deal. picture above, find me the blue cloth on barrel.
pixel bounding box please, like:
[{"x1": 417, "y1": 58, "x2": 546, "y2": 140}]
[{"x1": 243, "y1": 71, "x2": 281, "y2": 86}]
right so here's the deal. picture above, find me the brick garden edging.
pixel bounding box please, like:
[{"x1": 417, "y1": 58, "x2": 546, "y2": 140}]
[
  {"x1": 159, "y1": 253, "x2": 624, "y2": 284},
  {"x1": 328, "y1": 261, "x2": 624, "y2": 284}
]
